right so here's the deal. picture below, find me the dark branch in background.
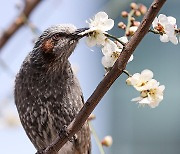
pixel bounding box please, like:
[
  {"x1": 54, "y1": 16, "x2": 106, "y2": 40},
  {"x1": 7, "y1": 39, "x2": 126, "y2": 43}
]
[
  {"x1": 0, "y1": 0, "x2": 41, "y2": 50},
  {"x1": 41, "y1": 0, "x2": 166, "y2": 153}
]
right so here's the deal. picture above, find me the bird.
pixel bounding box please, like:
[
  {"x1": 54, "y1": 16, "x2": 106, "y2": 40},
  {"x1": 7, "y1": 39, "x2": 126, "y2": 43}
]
[{"x1": 14, "y1": 24, "x2": 91, "y2": 154}]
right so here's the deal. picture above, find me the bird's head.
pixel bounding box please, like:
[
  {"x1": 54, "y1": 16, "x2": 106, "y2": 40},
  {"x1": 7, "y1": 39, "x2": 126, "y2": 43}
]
[{"x1": 30, "y1": 24, "x2": 87, "y2": 69}]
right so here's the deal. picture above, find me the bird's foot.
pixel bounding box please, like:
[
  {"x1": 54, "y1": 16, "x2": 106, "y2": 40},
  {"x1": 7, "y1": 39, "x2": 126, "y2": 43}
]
[
  {"x1": 59, "y1": 125, "x2": 73, "y2": 142},
  {"x1": 59, "y1": 125, "x2": 78, "y2": 143},
  {"x1": 73, "y1": 134, "x2": 80, "y2": 146}
]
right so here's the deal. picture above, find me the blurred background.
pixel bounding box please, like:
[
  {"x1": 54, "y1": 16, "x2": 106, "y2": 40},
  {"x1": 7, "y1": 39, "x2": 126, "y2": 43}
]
[{"x1": 0, "y1": 0, "x2": 180, "y2": 154}]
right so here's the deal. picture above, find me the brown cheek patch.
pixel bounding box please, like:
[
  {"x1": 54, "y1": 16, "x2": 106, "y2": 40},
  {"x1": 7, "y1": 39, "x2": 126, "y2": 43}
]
[{"x1": 42, "y1": 39, "x2": 54, "y2": 52}]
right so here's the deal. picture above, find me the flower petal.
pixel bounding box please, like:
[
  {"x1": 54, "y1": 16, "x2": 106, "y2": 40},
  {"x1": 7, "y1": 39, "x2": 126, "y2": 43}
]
[
  {"x1": 101, "y1": 19, "x2": 114, "y2": 31},
  {"x1": 95, "y1": 12, "x2": 108, "y2": 21},
  {"x1": 119, "y1": 36, "x2": 128, "y2": 43},
  {"x1": 152, "y1": 17, "x2": 158, "y2": 28},
  {"x1": 145, "y1": 79, "x2": 159, "y2": 89},
  {"x1": 160, "y1": 34, "x2": 169, "y2": 42},
  {"x1": 101, "y1": 55, "x2": 115, "y2": 68},
  {"x1": 130, "y1": 73, "x2": 140, "y2": 85},
  {"x1": 139, "y1": 97, "x2": 150, "y2": 104},
  {"x1": 169, "y1": 36, "x2": 178, "y2": 45},
  {"x1": 131, "y1": 97, "x2": 143, "y2": 102},
  {"x1": 102, "y1": 39, "x2": 119, "y2": 56},
  {"x1": 128, "y1": 55, "x2": 133, "y2": 62},
  {"x1": 158, "y1": 85, "x2": 165, "y2": 91},
  {"x1": 148, "y1": 101, "x2": 160, "y2": 108},
  {"x1": 167, "y1": 16, "x2": 176, "y2": 25},
  {"x1": 86, "y1": 37, "x2": 97, "y2": 47},
  {"x1": 141, "y1": 69, "x2": 154, "y2": 81},
  {"x1": 158, "y1": 14, "x2": 168, "y2": 25},
  {"x1": 129, "y1": 26, "x2": 138, "y2": 34},
  {"x1": 165, "y1": 24, "x2": 175, "y2": 36}
]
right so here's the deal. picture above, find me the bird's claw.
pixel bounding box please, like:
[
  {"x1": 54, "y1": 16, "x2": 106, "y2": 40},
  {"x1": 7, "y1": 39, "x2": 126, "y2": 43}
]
[
  {"x1": 59, "y1": 125, "x2": 72, "y2": 142},
  {"x1": 59, "y1": 125, "x2": 78, "y2": 143}
]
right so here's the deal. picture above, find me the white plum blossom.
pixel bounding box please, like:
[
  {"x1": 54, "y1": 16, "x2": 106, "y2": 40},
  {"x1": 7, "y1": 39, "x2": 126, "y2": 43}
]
[
  {"x1": 101, "y1": 39, "x2": 122, "y2": 68},
  {"x1": 81, "y1": 11, "x2": 133, "y2": 70},
  {"x1": 102, "y1": 39, "x2": 122, "y2": 56},
  {"x1": 80, "y1": 11, "x2": 114, "y2": 47},
  {"x1": 87, "y1": 11, "x2": 114, "y2": 32},
  {"x1": 85, "y1": 32, "x2": 106, "y2": 47},
  {"x1": 126, "y1": 69, "x2": 153, "y2": 91},
  {"x1": 116, "y1": 36, "x2": 133, "y2": 62},
  {"x1": 152, "y1": 14, "x2": 178, "y2": 44},
  {"x1": 131, "y1": 79, "x2": 165, "y2": 108},
  {"x1": 101, "y1": 56, "x2": 115, "y2": 68},
  {"x1": 101, "y1": 36, "x2": 134, "y2": 68},
  {"x1": 126, "y1": 69, "x2": 165, "y2": 108}
]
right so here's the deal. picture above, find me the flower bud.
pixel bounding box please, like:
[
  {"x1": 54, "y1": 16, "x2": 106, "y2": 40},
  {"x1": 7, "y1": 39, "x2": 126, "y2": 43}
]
[
  {"x1": 139, "y1": 4, "x2": 147, "y2": 15},
  {"x1": 135, "y1": 10, "x2": 141, "y2": 17},
  {"x1": 126, "y1": 31, "x2": 130, "y2": 37},
  {"x1": 133, "y1": 21, "x2": 140, "y2": 27},
  {"x1": 126, "y1": 77, "x2": 132, "y2": 85},
  {"x1": 130, "y1": 2, "x2": 138, "y2": 9},
  {"x1": 118, "y1": 22, "x2": 126, "y2": 29},
  {"x1": 121, "y1": 11, "x2": 128, "y2": 18},
  {"x1": 130, "y1": 17, "x2": 135, "y2": 22},
  {"x1": 101, "y1": 136, "x2": 113, "y2": 147}
]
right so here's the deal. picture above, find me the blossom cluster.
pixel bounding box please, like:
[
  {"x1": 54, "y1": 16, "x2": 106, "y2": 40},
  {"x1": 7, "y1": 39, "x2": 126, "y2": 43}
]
[
  {"x1": 79, "y1": 11, "x2": 167, "y2": 108},
  {"x1": 126, "y1": 69, "x2": 165, "y2": 108},
  {"x1": 80, "y1": 12, "x2": 133, "y2": 69},
  {"x1": 152, "y1": 14, "x2": 179, "y2": 44},
  {"x1": 119, "y1": 3, "x2": 147, "y2": 36}
]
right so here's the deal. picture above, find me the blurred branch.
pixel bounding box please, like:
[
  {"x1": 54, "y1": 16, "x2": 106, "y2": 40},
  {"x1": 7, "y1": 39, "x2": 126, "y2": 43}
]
[
  {"x1": 89, "y1": 122, "x2": 105, "y2": 154},
  {"x1": 0, "y1": 0, "x2": 41, "y2": 50},
  {"x1": 40, "y1": 0, "x2": 167, "y2": 153},
  {"x1": 26, "y1": 21, "x2": 41, "y2": 38},
  {"x1": 0, "y1": 58, "x2": 15, "y2": 77}
]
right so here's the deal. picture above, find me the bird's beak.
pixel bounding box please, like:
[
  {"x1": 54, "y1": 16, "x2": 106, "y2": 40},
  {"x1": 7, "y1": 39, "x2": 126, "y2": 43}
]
[{"x1": 72, "y1": 28, "x2": 89, "y2": 39}]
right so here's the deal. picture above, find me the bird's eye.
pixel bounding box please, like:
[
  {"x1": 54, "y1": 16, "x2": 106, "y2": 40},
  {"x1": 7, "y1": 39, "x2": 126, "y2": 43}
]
[{"x1": 52, "y1": 33, "x2": 61, "y2": 41}]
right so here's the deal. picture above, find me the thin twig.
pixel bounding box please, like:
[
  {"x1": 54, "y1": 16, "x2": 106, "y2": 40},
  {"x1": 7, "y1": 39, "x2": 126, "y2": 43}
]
[
  {"x1": 125, "y1": 9, "x2": 135, "y2": 35},
  {"x1": 123, "y1": 70, "x2": 131, "y2": 77},
  {"x1": 175, "y1": 28, "x2": 180, "y2": 34},
  {"x1": 104, "y1": 33, "x2": 126, "y2": 46},
  {"x1": 23, "y1": 15, "x2": 42, "y2": 37},
  {"x1": 148, "y1": 29, "x2": 161, "y2": 34},
  {"x1": 89, "y1": 122, "x2": 105, "y2": 154},
  {"x1": 0, "y1": 58, "x2": 15, "y2": 77},
  {"x1": 41, "y1": 0, "x2": 167, "y2": 153}
]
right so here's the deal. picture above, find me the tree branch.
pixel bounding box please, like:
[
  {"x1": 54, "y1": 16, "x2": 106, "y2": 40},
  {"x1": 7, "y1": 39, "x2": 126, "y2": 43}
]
[
  {"x1": 41, "y1": 0, "x2": 166, "y2": 153},
  {"x1": 0, "y1": 0, "x2": 41, "y2": 50}
]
